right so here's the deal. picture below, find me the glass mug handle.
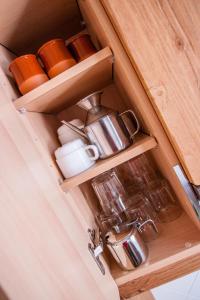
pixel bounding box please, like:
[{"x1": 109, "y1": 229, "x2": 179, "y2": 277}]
[
  {"x1": 119, "y1": 109, "x2": 140, "y2": 139},
  {"x1": 84, "y1": 145, "x2": 99, "y2": 161},
  {"x1": 137, "y1": 218, "x2": 159, "y2": 234}
]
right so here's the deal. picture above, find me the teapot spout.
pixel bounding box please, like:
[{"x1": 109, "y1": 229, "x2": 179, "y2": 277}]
[
  {"x1": 61, "y1": 120, "x2": 87, "y2": 139},
  {"x1": 77, "y1": 90, "x2": 103, "y2": 111}
]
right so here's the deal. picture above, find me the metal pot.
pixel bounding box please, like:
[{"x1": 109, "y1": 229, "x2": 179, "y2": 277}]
[
  {"x1": 62, "y1": 91, "x2": 140, "y2": 159},
  {"x1": 105, "y1": 226, "x2": 148, "y2": 270}
]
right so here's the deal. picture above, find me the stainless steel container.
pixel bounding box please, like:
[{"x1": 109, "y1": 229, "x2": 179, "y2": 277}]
[
  {"x1": 84, "y1": 111, "x2": 134, "y2": 159},
  {"x1": 105, "y1": 227, "x2": 148, "y2": 270},
  {"x1": 62, "y1": 91, "x2": 140, "y2": 159}
]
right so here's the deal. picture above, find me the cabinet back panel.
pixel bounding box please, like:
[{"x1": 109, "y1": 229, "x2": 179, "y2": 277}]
[{"x1": 0, "y1": 0, "x2": 82, "y2": 55}]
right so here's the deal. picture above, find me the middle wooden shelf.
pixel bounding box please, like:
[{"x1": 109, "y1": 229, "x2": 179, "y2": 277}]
[{"x1": 61, "y1": 134, "x2": 157, "y2": 192}]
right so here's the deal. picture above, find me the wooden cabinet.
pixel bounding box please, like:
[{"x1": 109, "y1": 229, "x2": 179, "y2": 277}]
[
  {"x1": 0, "y1": 78, "x2": 120, "y2": 300},
  {"x1": 101, "y1": 0, "x2": 200, "y2": 186},
  {"x1": 0, "y1": 0, "x2": 200, "y2": 299}
]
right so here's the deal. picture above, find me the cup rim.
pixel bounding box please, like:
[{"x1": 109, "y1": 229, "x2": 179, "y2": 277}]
[
  {"x1": 68, "y1": 34, "x2": 90, "y2": 45},
  {"x1": 37, "y1": 38, "x2": 64, "y2": 54},
  {"x1": 9, "y1": 54, "x2": 36, "y2": 71},
  {"x1": 55, "y1": 138, "x2": 85, "y2": 159}
]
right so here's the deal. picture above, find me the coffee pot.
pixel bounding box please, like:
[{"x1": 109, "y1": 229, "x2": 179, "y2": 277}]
[{"x1": 62, "y1": 90, "x2": 140, "y2": 159}]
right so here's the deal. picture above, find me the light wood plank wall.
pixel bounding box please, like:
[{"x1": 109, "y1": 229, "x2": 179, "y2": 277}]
[{"x1": 101, "y1": 0, "x2": 200, "y2": 185}]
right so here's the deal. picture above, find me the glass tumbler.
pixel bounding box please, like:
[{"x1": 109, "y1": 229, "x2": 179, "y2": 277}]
[
  {"x1": 146, "y1": 179, "x2": 182, "y2": 223},
  {"x1": 95, "y1": 211, "x2": 124, "y2": 234},
  {"x1": 91, "y1": 169, "x2": 128, "y2": 217},
  {"x1": 115, "y1": 154, "x2": 159, "y2": 196},
  {"x1": 125, "y1": 193, "x2": 159, "y2": 242}
]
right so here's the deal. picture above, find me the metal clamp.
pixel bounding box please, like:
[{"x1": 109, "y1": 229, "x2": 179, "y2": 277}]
[
  {"x1": 173, "y1": 164, "x2": 200, "y2": 219},
  {"x1": 88, "y1": 228, "x2": 105, "y2": 275}
]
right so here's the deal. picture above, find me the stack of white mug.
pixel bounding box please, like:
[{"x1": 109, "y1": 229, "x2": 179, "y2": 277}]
[{"x1": 55, "y1": 119, "x2": 99, "y2": 179}]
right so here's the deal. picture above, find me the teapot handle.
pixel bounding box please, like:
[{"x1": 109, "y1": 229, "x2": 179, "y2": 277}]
[
  {"x1": 119, "y1": 110, "x2": 140, "y2": 139},
  {"x1": 137, "y1": 218, "x2": 159, "y2": 234}
]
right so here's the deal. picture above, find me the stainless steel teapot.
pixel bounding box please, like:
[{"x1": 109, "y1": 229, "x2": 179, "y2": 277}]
[{"x1": 62, "y1": 91, "x2": 140, "y2": 159}]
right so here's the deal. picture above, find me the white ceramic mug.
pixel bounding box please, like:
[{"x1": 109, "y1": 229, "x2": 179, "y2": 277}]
[
  {"x1": 55, "y1": 139, "x2": 99, "y2": 178},
  {"x1": 57, "y1": 119, "x2": 87, "y2": 145}
]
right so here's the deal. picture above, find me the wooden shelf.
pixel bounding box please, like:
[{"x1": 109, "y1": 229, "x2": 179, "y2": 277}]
[
  {"x1": 111, "y1": 213, "x2": 200, "y2": 297},
  {"x1": 14, "y1": 47, "x2": 113, "y2": 113},
  {"x1": 61, "y1": 134, "x2": 157, "y2": 192}
]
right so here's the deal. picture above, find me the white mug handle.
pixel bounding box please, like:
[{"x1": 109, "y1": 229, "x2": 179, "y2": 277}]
[{"x1": 84, "y1": 145, "x2": 99, "y2": 161}]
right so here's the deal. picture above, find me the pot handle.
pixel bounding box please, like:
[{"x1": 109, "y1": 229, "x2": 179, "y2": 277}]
[
  {"x1": 85, "y1": 145, "x2": 99, "y2": 161},
  {"x1": 119, "y1": 110, "x2": 140, "y2": 139},
  {"x1": 137, "y1": 218, "x2": 159, "y2": 234}
]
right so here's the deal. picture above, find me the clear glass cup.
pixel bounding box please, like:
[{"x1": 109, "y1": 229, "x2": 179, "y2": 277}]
[
  {"x1": 95, "y1": 211, "x2": 124, "y2": 234},
  {"x1": 125, "y1": 193, "x2": 159, "y2": 242},
  {"x1": 146, "y1": 179, "x2": 182, "y2": 223},
  {"x1": 115, "y1": 154, "x2": 159, "y2": 196},
  {"x1": 91, "y1": 169, "x2": 128, "y2": 216}
]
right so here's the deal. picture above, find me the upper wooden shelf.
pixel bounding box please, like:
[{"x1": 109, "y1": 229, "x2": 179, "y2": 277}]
[
  {"x1": 14, "y1": 47, "x2": 113, "y2": 113},
  {"x1": 61, "y1": 134, "x2": 157, "y2": 192}
]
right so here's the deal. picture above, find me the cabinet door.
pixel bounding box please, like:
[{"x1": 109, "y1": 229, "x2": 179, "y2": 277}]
[
  {"x1": 101, "y1": 0, "x2": 200, "y2": 185},
  {"x1": 0, "y1": 89, "x2": 119, "y2": 300}
]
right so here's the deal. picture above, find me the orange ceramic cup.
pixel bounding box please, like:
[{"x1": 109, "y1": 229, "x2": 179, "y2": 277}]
[
  {"x1": 38, "y1": 39, "x2": 76, "y2": 78},
  {"x1": 68, "y1": 34, "x2": 97, "y2": 62},
  {"x1": 9, "y1": 54, "x2": 49, "y2": 95}
]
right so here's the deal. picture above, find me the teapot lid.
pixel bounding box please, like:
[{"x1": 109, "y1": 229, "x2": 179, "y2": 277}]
[
  {"x1": 77, "y1": 91, "x2": 103, "y2": 111},
  {"x1": 77, "y1": 90, "x2": 114, "y2": 125}
]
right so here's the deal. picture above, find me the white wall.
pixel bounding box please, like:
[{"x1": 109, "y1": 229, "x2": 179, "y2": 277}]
[{"x1": 152, "y1": 271, "x2": 200, "y2": 300}]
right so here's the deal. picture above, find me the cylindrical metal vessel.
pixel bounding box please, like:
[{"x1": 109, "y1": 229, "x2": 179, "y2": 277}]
[
  {"x1": 63, "y1": 91, "x2": 140, "y2": 159},
  {"x1": 105, "y1": 227, "x2": 148, "y2": 270},
  {"x1": 84, "y1": 112, "x2": 131, "y2": 159}
]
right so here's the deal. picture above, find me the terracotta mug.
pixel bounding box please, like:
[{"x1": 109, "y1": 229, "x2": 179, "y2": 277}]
[
  {"x1": 38, "y1": 39, "x2": 76, "y2": 78},
  {"x1": 68, "y1": 34, "x2": 97, "y2": 62},
  {"x1": 9, "y1": 54, "x2": 49, "y2": 95}
]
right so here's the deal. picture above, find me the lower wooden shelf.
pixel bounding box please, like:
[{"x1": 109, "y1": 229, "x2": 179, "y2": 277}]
[
  {"x1": 111, "y1": 213, "x2": 200, "y2": 298},
  {"x1": 61, "y1": 134, "x2": 157, "y2": 191}
]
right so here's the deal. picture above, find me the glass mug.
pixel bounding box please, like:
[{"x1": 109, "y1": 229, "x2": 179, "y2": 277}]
[
  {"x1": 125, "y1": 193, "x2": 159, "y2": 242},
  {"x1": 91, "y1": 169, "x2": 128, "y2": 217},
  {"x1": 115, "y1": 154, "x2": 159, "y2": 196},
  {"x1": 146, "y1": 179, "x2": 182, "y2": 223},
  {"x1": 95, "y1": 211, "x2": 124, "y2": 234}
]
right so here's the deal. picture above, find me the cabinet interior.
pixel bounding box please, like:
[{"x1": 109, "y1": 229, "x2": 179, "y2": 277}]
[{"x1": 1, "y1": 0, "x2": 200, "y2": 291}]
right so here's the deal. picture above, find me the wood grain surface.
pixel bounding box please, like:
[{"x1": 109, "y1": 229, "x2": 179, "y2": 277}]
[
  {"x1": 118, "y1": 252, "x2": 200, "y2": 298},
  {"x1": 0, "y1": 53, "x2": 120, "y2": 300},
  {"x1": 101, "y1": 0, "x2": 200, "y2": 185},
  {"x1": 0, "y1": 0, "x2": 82, "y2": 54},
  {"x1": 61, "y1": 134, "x2": 157, "y2": 191},
  {"x1": 126, "y1": 291, "x2": 155, "y2": 300},
  {"x1": 79, "y1": 0, "x2": 200, "y2": 229},
  {"x1": 14, "y1": 47, "x2": 113, "y2": 113}
]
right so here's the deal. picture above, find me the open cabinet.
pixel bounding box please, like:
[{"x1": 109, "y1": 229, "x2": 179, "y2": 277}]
[{"x1": 0, "y1": 0, "x2": 200, "y2": 299}]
